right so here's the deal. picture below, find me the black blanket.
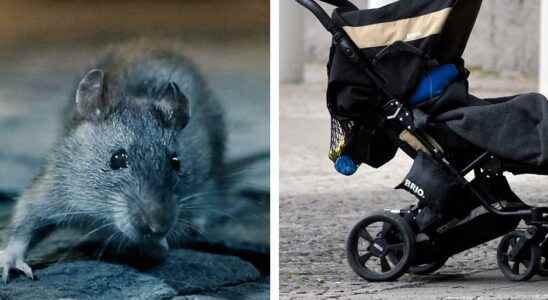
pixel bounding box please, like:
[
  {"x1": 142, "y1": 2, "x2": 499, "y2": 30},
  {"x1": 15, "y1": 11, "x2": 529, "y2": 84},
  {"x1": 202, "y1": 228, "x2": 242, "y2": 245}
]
[{"x1": 423, "y1": 82, "x2": 548, "y2": 167}]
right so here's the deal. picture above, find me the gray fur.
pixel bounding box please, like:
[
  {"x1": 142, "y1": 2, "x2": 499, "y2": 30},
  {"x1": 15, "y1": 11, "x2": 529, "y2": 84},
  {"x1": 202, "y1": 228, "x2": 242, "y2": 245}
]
[{"x1": 1, "y1": 46, "x2": 226, "y2": 276}]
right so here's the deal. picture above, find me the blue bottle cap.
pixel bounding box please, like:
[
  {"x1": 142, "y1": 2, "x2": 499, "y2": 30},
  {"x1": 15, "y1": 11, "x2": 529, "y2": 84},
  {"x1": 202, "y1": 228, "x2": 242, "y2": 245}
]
[{"x1": 335, "y1": 155, "x2": 359, "y2": 176}]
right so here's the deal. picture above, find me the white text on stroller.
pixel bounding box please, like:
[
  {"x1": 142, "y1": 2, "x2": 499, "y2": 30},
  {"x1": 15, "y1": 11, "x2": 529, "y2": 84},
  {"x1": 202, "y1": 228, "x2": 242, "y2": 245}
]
[{"x1": 404, "y1": 179, "x2": 425, "y2": 199}]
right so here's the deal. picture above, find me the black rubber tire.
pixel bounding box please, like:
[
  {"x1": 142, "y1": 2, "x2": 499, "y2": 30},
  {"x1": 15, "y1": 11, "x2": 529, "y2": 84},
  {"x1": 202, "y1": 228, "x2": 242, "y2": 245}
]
[
  {"x1": 346, "y1": 211, "x2": 416, "y2": 282},
  {"x1": 409, "y1": 257, "x2": 449, "y2": 275},
  {"x1": 497, "y1": 231, "x2": 541, "y2": 281}
]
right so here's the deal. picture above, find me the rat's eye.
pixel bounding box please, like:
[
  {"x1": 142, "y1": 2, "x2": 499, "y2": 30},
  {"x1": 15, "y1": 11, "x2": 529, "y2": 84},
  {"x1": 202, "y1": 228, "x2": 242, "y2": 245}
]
[
  {"x1": 169, "y1": 153, "x2": 181, "y2": 172},
  {"x1": 110, "y1": 149, "x2": 128, "y2": 170}
]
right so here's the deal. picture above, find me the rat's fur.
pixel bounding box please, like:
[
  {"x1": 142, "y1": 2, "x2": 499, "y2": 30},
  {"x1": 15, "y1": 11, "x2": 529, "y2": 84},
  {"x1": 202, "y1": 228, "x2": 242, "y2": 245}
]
[{"x1": 0, "y1": 45, "x2": 226, "y2": 282}]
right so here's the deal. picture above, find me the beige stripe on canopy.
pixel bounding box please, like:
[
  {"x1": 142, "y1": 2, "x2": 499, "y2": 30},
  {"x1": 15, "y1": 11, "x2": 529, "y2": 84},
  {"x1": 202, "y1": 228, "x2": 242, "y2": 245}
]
[{"x1": 342, "y1": 7, "x2": 452, "y2": 49}]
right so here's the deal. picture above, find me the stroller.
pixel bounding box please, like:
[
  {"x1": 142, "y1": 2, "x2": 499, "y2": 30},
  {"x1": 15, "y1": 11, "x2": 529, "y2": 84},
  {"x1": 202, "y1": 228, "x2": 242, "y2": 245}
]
[{"x1": 297, "y1": 0, "x2": 548, "y2": 282}]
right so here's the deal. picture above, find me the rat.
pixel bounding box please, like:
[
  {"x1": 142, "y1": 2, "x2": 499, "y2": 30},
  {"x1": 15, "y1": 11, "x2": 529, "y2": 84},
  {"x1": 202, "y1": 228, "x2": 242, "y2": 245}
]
[{"x1": 0, "y1": 45, "x2": 226, "y2": 283}]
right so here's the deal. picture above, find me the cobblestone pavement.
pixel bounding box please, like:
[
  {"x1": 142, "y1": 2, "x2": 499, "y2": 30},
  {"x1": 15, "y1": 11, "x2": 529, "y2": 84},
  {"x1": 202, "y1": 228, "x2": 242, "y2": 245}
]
[{"x1": 280, "y1": 72, "x2": 548, "y2": 299}]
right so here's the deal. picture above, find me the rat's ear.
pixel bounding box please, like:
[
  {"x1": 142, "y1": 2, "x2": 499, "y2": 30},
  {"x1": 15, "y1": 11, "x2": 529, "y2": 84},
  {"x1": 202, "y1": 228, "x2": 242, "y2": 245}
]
[
  {"x1": 154, "y1": 82, "x2": 191, "y2": 129},
  {"x1": 75, "y1": 69, "x2": 107, "y2": 120}
]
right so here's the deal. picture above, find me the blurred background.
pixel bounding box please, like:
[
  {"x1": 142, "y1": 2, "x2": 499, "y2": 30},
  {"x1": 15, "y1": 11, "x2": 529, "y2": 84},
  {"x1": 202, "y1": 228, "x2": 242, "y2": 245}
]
[
  {"x1": 0, "y1": 0, "x2": 269, "y2": 274},
  {"x1": 280, "y1": 0, "x2": 548, "y2": 298}
]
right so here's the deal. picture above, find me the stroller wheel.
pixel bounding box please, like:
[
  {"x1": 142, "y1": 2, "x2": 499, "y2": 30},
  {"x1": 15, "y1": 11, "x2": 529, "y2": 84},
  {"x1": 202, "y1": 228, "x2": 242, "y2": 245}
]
[
  {"x1": 408, "y1": 257, "x2": 449, "y2": 275},
  {"x1": 497, "y1": 231, "x2": 541, "y2": 281},
  {"x1": 346, "y1": 211, "x2": 416, "y2": 282},
  {"x1": 537, "y1": 256, "x2": 548, "y2": 276}
]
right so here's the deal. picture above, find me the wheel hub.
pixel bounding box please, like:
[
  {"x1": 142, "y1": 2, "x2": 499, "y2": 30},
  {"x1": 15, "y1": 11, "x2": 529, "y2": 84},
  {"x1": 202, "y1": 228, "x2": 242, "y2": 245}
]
[{"x1": 369, "y1": 239, "x2": 387, "y2": 256}]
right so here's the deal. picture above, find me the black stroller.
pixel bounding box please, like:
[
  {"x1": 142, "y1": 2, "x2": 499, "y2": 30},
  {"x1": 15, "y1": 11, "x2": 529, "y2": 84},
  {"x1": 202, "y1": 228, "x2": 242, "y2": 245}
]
[{"x1": 297, "y1": 0, "x2": 548, "y2": 282}]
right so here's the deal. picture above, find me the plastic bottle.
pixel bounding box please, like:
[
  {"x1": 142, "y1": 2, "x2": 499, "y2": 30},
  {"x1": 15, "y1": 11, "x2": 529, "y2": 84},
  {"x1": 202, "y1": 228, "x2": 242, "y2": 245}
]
[{"x1": 335, "y1": 155, "x2": 359, "y2": 176}]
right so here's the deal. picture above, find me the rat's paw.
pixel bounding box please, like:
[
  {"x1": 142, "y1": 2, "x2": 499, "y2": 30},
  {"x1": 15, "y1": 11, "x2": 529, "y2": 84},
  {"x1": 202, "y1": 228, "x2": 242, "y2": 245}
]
[{"x1": 0, "y1": 249, "x2": 33, "y2": 284}]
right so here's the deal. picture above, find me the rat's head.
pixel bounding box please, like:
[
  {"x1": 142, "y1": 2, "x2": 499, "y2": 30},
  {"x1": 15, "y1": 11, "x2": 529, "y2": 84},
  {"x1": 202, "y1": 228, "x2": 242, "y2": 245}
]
[{"x1": 61, "y1": 69, "x2": 191, "y2": 243}]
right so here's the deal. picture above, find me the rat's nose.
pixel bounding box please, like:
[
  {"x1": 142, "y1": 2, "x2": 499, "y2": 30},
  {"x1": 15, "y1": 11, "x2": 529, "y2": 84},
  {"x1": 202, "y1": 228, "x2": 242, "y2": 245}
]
[
  {"x1": 148, "y1": 223, "x2": 169, "y2": 237},
  {"x1": 137, "y1": 220, "x2": 170, "y2": 239},
  {"x1": 129, "y1": 195, "x2": 176, "y2": 240}
]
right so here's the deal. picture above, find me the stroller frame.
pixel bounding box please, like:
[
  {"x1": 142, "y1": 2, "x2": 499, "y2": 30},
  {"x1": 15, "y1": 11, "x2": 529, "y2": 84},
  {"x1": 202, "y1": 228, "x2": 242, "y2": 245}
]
[{"x1": 298, "y1": 0, "x2": 548, "y2": 281}]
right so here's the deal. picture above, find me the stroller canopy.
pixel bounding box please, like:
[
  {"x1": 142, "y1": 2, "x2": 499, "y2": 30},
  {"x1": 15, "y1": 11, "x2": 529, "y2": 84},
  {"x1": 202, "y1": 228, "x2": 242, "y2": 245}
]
[
  {"x1": 333, "y1": 0, "x2": 482, "y2": 64},
  {"x1": 327, "y1": 0, "x2": 483, "y2": 107}
]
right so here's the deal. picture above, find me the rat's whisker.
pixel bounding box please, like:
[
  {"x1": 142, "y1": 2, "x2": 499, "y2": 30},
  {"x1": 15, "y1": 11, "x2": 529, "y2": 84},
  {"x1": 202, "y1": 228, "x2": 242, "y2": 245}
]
[
  {"x1": 97, "y1": 231, "x2": 119, "y2": 261},
  {"x1": 176, "y1": 219, "x2": 209, "y2": 241},
  {"x1": 178, "y1": 207, "x2": 238, "y2": 220},
  {"x1": 177, "y1": 189, "x2": 232, "y2": 203}
]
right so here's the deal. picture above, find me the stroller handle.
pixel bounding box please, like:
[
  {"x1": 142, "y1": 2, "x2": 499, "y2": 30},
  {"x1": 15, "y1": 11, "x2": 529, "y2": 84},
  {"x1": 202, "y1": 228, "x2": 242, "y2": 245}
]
[
  {"x1": 295, "y1": 0, "x2": 357, "y2": 34},
  {"x1": 297, "y1": 0, "x2": 394, "y2": 99}
]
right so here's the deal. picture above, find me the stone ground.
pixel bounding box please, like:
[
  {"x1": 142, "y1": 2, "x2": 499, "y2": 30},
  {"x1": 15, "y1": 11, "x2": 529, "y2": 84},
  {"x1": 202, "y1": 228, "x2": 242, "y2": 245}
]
[
  {"x1": 280, "y1": 71, "x2": 548, "y2": 299},
  {"x1": 1, "y1": 249, "x2": 267, "y2": 300},
  {"x1": 0, "y1": 34, "x2": 269, "y2": 299}
]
